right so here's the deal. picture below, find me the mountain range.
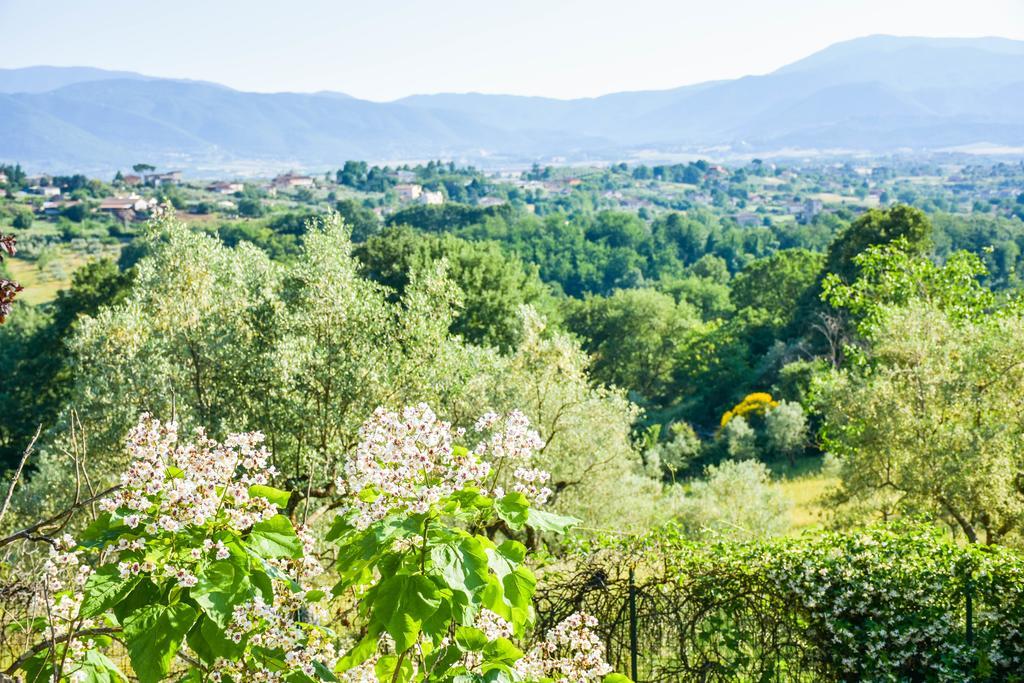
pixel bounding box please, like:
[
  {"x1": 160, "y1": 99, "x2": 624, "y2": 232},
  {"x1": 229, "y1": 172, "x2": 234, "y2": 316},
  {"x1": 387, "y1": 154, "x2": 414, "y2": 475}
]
[{"x1": 2, "y1": 35, "x2": 1023, "y2": 173}]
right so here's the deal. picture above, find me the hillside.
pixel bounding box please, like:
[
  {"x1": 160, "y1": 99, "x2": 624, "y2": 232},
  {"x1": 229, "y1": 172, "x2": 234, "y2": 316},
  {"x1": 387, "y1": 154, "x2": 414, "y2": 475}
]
[{"x1": 2, "y1": 35, "x2": 1024, "y2": 171}]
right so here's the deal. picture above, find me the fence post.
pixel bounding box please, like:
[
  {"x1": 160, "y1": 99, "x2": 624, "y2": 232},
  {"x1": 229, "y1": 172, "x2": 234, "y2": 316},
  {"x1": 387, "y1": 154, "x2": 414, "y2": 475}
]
[
  {"x1": 964, "y1": 567, "x2": 973, "y2": 648},
  {"x1": 629, "y1": 567, "x2": 638, "y2": 682}
]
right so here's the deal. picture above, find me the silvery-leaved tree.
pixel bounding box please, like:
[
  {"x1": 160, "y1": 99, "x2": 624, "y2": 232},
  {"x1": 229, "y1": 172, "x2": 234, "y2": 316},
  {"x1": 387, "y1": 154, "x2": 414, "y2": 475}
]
[{"x1": 818, "y1": 243, "x2": 1024, "y2": 543}]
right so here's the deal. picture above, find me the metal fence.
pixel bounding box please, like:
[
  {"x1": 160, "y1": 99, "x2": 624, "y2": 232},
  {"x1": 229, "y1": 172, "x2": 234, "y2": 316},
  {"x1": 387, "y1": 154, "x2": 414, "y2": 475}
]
[{"x1": 530, "y1": 546, "x2": 1017, "y2": 683}]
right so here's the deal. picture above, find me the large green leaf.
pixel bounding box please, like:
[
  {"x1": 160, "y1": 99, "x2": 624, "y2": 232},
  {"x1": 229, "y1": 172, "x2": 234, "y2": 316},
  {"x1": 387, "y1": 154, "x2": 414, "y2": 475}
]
[
  {"x1": 494, "y1": 493, "x2": 529, "y2": 530},
  {"x1": 486, "y1": 540, "x2": 525, "y2": 583},
  {"x1": 80, "y1": 565, "x2": 141, "y2": 618},
  {"x1": 370, "y1": 574, "x2": 442, "y2": 652},
  {"x1": 248, "y1": 484, "x2": 291, "y2": 509},
  {"x1": 502, "y1": 566, "x2": 536, "y2": 630},
  {"x1": 526, "y1": 508, "x2": 579, "y2": 534},
  {"x1": 122, "y1": 602, "x2": 198, "y2": 683},
  {"x1": 191, "y1": 559, "x2": 251, "y2": 628},
  {"x1": 186, "y1": 614, "x2": 243, "y2": 664},
  {"x1": 431, "y1": 536, "x2": 489, "y2": 602},
  {"x1": 247, "y1": 514, "x2": 302, "y2": 559}
]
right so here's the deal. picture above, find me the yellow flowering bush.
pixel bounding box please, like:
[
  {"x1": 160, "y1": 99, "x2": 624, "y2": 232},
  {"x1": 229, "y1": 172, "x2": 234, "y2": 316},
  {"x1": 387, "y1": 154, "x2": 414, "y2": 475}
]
[{"x1": 719, "y1": 392, "x2": 778, "y2": 429}]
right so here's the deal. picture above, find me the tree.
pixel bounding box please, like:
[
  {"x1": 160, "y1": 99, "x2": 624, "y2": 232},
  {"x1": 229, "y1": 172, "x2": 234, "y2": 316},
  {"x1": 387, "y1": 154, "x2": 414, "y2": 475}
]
[
  {"x1": 816, "y1": 303, "x2": 1024, "y2": 544},
  {"x1": 11, "y1": 208, "x2": 33, "y2": 230},
  {"x1": 731, "y1": 249, "x2": 823, "y2": 326},
  {"x1": 62, "y1": 214, "x2": 478, "y2": 499},
  {"x1": 56, "y1": 214, "x2": 653, "y2": 533},
  {"x1": 62, "y1": 203, "x2": 87, "y2": 223},
  {"x1": 824, "y1": 205, "x2": 932, "y2": 283},
  {"x1": 0, "y1": 259, "x2": 135, "y2": 467},
  {"x1": 564, "y1": 288, "x2": 704, "y2": 401},
  {"x1": 764, "y1": 400, "x2": 807, "y2": 464},
  {"x1": 483, "y1": 308, "x2": 672, "y2": 530},
  {"x1": 645, "y1": 421, "x2": 702, "y2": 480},
  {"x1": 335, "y1": 199, "x2": 380, "y2": 242},
  {"x1": 818, "y1": 247, "x2": 1024, "y2": 543},
  {"x1": 355, "y1": 227, "x2": 551, "y2": 350},
  {"x1": 677, "y1": 459, "x2": 790, "y2": 540},
  {"x1": 132, "y1": 163, "x2": 155, "y2": 174},
  {"x1": 723, "y1": 416, "x2": 757, "y2": 461},
  {"x1": 237, "y1": 197, "x2": 264, "y2": 217}
]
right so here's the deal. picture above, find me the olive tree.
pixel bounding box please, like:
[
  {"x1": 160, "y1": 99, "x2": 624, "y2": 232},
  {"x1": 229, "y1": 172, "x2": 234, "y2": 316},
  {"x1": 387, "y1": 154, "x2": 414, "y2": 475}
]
[{"x1": 818, "y1": 244, "x2": 1024, "y2": 543}]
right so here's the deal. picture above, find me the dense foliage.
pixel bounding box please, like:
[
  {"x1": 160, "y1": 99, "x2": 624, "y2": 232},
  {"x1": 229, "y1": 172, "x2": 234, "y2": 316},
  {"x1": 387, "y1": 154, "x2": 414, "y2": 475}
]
[
  {"x1": 537, "y1": 523, "x2": 1024, "y2": 682},
  {"x1": 4, "y1": 159, "x2": 1024, "y2": 681}
]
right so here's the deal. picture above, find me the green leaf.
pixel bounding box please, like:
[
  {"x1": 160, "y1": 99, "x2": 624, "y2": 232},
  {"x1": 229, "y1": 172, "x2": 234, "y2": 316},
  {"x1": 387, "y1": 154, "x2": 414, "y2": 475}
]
[
  {"x1": 604, "y1": 674, "x2": 633, "y2": 683},
  {"x1": 79, "y1": 649, "x2": 128, "y2": 683},
  {"x1": 78, "y1": 513, "x2": 122, "y2": 547},
  {"x1": 526, "y1": 508, "x2": 579, "y2": 534},
  {"x1": 431, "y1": 536, "x2": 489, "y2": 601},
  {"x1": 374, "y1": 654, "x2": 413, "y2": 683},
  {"x1": 313, "y1": 661, "x2": 339, "y2": 682},
  {"x1": 494, "y1": 493, "x2": 529, "y2": 530},
  {"x1": 122, "y1": 603, "x2": 198, "y2": 683},
  {"x1": 191, "y1": 559, "x2": 251, "y2": 628},
  {"x1": 80, "y1": 565, "x2": 141, "y2": 618},
  {"x1": 186, "y1": 614, "x2": 242, "y2": 664},
  {"x1": 111, "y1": 579, "x2": 161, "y2": 624},
  {"x1": 249, "y1": 484, "x2": 291, "y2": 508},
  {"x1": 480, "y1": 575, "x2": 511, "y2": 621},
  {"x1": 336, "y1": 629, "x2": 380, "y2": 672},
  {"x1": 486, "y1": 540, "x2": 525, "y2": 584},
  {"x1": 482, "y1": 638, "x2": 523, "y2": 665},
  {"x1": 248, "y1": 514, "x2": 302, "y2": 559},
  {"x1": 502, "y1": 566, "x2": 536, "y2": 630},
  {"x1": 369, "y1": 574, "x2": 442, "y2": 652},
  {"x1": 455, "y1": 626, "x2": 488, "y2": 651}
]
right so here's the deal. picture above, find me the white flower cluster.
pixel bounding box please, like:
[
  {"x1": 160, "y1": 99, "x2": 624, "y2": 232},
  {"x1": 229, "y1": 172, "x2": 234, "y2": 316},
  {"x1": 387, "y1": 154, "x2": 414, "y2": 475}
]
[
  {"x1": 37, "y1": 536, "x2": 99, "y2": 664},
  {"x1": 99, "y1": 414, "x2": 280, "y2": 533},
  {"x1": 222, "y1": 588, "x2": 337, "y2": 682},
  {"x1": 516, "y1": 613, "x2": 612, "y2": 683},
  {"x1": 767, "y1": 533, "x2": 972, "y2": 680},
  {"x1": 474, "y1": 410, "x2": 551, "y2": 505},
  {"x1": 476, "y1": 608, "x2": 514, "y2": 641},
  {"x1": 338, "y1": 404, "x2": 551, "y2": 529}
]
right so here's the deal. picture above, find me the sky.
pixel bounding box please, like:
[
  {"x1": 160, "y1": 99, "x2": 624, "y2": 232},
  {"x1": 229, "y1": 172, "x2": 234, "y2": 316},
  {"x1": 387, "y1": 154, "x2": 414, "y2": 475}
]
[{"x1": 1, "y1": 0, "x2": 1022, "y2": 101}]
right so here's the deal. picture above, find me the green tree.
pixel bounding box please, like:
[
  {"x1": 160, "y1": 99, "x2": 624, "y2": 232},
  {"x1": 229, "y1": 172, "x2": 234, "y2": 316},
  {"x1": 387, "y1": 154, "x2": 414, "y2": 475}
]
[
  {"x1": 564, "y1": 288, "x2": 704, "y2": 401},
  {"x1": 0, "y1": 259, "x2": 135, "y2": 467},
  {"x1": 11, "y1": 208, "x2": 33, "y2": 230},
  {"x1": 824, "y1": 205, "x2": 932, "y2": 283},
  {"x1": 764, "y1": 400, "x2": 807, "y2": 465},
  {"x1": 677, "y1": 459, "x2": 790, "y2": 540},
  {"x1": 723, "y1": 416, "x2": 758, "y2": 461},
  {"x1": 355, "y1": 227, "x2": 551, "y2": 350},
  {"x1": 816, "y1": 304, "x2": 1024, "y2": 543},
  {"x1": 731, "y1": 249, "x2": 823, "y2": 326}
]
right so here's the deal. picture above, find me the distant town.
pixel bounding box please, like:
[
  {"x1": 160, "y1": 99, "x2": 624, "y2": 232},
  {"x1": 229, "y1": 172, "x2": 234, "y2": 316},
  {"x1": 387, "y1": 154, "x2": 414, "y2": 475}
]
[{"x1": 2, "y1": 157, "x2": 1023, "y2": 306}]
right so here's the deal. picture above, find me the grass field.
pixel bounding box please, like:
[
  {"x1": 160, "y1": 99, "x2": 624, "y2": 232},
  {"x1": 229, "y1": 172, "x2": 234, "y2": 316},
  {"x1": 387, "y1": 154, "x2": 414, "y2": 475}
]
[
  {"x1": 6, "y1": 244, "x2": 121, "y2": 305},
  {"x1": 768, "y1": 457, "x2": 837, "y2": 532},
  {"x1": 6, "y1": 255, "x2": 71, "y2": 304}
]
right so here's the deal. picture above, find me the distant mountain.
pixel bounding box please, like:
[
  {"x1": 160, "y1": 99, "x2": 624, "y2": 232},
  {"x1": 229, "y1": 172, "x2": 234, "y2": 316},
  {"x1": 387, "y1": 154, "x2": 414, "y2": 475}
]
[
  {"x1": 2, "y1": 36, "x2": 1024, "y2": 173},
  {"x1": 0, "y1": 66, "x2": 151, "y2": 94}
]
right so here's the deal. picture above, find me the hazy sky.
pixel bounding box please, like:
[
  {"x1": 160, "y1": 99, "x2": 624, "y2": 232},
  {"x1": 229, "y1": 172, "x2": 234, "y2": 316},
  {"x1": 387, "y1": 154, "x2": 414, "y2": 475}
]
[{"x1": 1, "y1": 0, "x2": 1022, "y2": 100}]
